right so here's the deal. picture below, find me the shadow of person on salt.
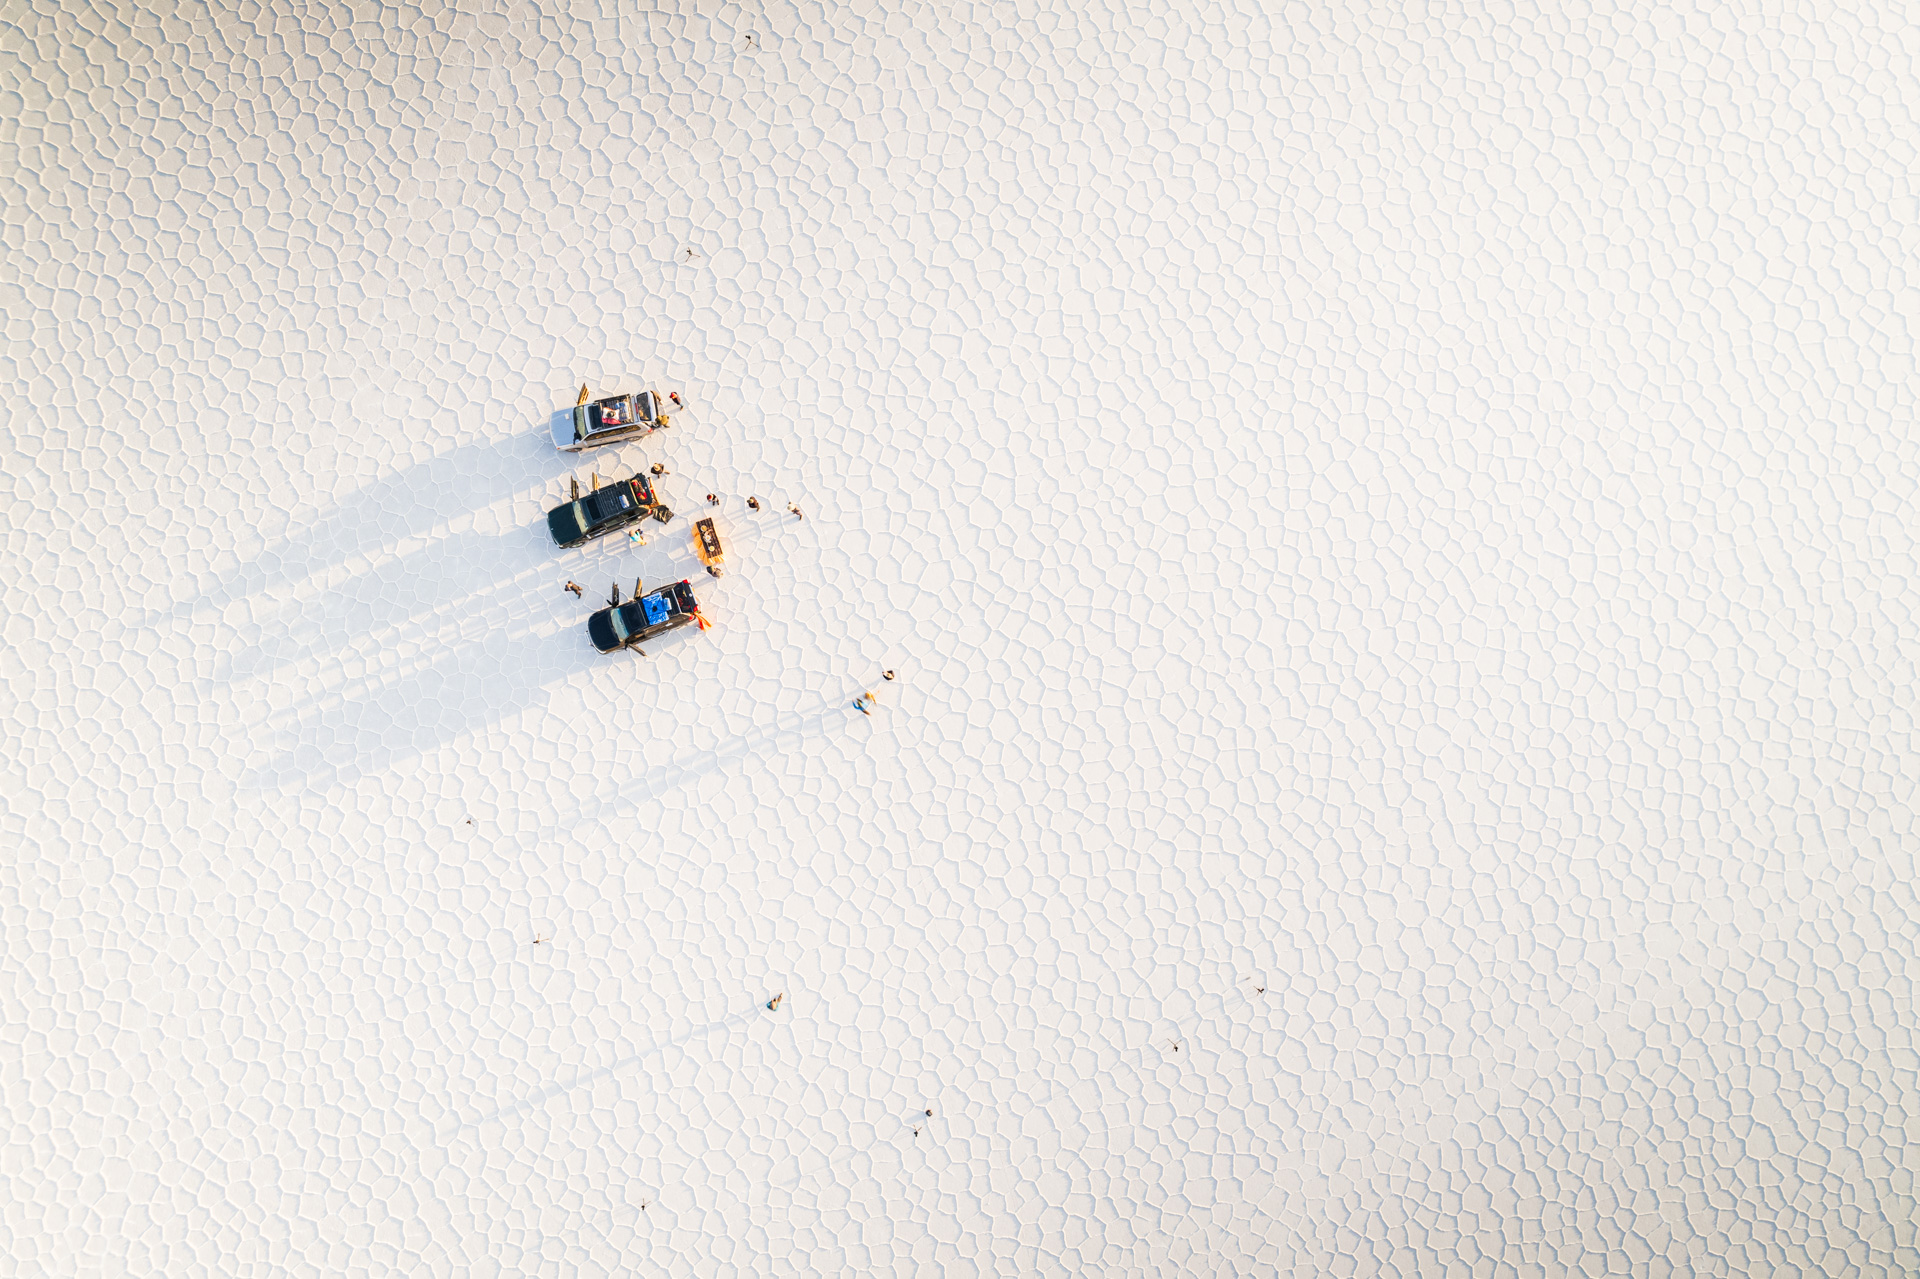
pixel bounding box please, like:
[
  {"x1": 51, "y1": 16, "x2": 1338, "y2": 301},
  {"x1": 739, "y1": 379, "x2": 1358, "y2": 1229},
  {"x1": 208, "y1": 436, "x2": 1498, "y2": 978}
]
[
  {"x1": 446, "y1": 1003, "x2": 762, "y2": 1138},
  {"x1": 539, "y1": 693, "x2": 852, "y2": 837}
]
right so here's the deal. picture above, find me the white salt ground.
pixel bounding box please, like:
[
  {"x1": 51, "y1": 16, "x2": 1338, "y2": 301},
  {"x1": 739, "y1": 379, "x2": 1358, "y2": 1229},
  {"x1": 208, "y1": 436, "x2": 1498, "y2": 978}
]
[{"x1": 6, "y1": 0, "x2": 1920, "y2": 1275}]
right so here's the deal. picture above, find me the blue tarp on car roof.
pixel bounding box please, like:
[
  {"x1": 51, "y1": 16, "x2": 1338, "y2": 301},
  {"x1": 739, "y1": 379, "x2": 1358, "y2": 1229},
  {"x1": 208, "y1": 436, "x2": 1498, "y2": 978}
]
[{"x1": 642, "y1": 593, "x2": 671, "y2": 626}]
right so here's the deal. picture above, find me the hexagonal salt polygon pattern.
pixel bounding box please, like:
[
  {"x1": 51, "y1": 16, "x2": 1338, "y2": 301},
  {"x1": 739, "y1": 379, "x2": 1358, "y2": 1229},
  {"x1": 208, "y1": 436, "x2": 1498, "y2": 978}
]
[{"x1": 4, "y1": 0, "x2": 1918, "y2": 1274}]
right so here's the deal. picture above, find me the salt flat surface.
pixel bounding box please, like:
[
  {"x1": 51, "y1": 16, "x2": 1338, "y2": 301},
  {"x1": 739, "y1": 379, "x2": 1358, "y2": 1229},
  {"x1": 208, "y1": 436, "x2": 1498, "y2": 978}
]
[{"x1": 5, "y1": 0, "x2": 1920, "y2": 1274}]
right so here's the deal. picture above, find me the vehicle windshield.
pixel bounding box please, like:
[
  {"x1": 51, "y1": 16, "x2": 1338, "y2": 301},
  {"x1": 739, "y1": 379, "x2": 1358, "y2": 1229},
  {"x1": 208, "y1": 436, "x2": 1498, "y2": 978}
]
[{"x1": 608, "y1": 606, "x2": 631, "y2": 642}]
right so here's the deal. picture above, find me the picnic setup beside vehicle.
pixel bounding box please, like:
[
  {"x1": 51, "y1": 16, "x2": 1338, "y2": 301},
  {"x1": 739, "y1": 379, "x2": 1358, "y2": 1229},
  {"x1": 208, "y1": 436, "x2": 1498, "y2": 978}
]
[{"x1": 542, "y1": 385, "x2": 881, "y2": 715}]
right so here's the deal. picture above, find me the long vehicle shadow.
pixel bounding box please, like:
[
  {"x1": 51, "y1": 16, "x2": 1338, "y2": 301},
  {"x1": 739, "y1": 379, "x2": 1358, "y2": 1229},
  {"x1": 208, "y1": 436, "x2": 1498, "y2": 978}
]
[
  {"x1": 144, "y1": 432, "x2": 575, "y2": 629},
  {"x1": 445, "y1": 1005, "x2": 760, "y2": 1138},
  {"x1": 258, "y1": 658, "x2": 842, "y2": 813},
  {"x1": 201, "y1": 500, "x2": 710, "y2": 692},
  {"x1": 241, "y1": 550, "x2": 824, "y2": 798},
  {"x1": 243, "y1": 611, "x2": 591, "y2": 793},
  {"x1": 145, "y1": 402, "x2": 696, "y2": 637},
  {"x1": 206, "y1": 522, "x2": 542, "y2": 689},
  {"x1": 214, "y1": 411, "x2": 784, "y2": 794}
]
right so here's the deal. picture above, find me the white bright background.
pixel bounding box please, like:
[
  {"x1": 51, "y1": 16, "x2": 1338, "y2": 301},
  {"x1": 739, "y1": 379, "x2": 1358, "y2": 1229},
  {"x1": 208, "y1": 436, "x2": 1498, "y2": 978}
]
[{"x1": 6, "y1": 0, "x2": 1920, "y2": 1274}]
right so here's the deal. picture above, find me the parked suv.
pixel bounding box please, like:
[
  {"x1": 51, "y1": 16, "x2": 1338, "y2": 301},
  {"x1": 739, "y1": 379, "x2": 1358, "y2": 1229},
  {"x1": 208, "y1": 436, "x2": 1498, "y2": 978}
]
[
  {"x1": 554, "y1": 390, "x2": 668, "y2": 452},
  {"x1": 588, "y1": 580, "x2": 705, "y2": 653},
  {"x1": 547, "y1": 475, "x2": 671, "y2": 548}
]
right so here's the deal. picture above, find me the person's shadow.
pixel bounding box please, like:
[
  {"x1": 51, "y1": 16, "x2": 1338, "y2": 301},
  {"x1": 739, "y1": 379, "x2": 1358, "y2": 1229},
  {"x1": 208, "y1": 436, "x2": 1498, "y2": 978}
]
[{"x1": 444, "y1": 1003, "x2": 763, "y2": 1138}]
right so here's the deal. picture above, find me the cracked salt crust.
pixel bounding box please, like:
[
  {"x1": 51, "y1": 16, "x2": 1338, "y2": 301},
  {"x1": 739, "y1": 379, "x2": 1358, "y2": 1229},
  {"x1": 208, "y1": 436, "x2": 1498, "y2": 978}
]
[{"x1": 5, "y1": 0, "x2": 1920, "y2": 1274}]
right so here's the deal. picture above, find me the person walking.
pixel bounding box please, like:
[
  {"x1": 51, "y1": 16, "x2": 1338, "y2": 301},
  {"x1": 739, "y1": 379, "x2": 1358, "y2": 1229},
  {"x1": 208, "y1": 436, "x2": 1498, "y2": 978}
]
[{"x1": 565, "y1": 581, "x2": 583, "y2": 598}]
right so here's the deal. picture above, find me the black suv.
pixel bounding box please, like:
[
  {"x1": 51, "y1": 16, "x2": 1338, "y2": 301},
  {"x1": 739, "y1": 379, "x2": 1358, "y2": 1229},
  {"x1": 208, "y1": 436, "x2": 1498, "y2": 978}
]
[
  {"x1": 588, "y1": 580, "x2": 704, "y2": 653},
  {"x1": 547, "y1": 476, "x2": 671, "y2": 548}
]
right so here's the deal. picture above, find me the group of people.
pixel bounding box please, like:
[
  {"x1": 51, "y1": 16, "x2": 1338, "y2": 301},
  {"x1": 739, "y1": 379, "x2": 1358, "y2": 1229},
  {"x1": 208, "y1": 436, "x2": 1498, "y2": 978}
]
[
  {"x1": 852, "y1": 670, "x2": 897, "y2": 715},
  {"x1": 560, "y1": 451, "x2": 895, "y2": 711},
  {"x1": 709, "y1": 494, "x2": 799, "y2": 519}
]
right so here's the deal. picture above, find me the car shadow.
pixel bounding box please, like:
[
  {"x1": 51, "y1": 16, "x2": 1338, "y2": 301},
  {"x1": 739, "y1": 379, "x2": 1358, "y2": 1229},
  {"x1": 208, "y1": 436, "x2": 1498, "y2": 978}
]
[
  {"x1": 202, "y1": 496, "x2": 697, "y2": 689},
  {"x1": 206, "y1": 415, "x2": 775, "y2": 795},
  {"x1": 143, "y1": 432, "x2": 577, "y2": 630},
  {"x1": 241, "y1": 600, "x2": 595, "y2": 793},
  {"x1": 238, "y1": 538, "x2": 825, "y2": 798},
  {"x1": 249, "y1": 637, "x2": 841, "y2": 800},
  {"x1": 203, "y1": 522, "x2": 545, "y2": 689},
  {"x1": 143, "y1": 404, "x2": 688, "y2": 630}
]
